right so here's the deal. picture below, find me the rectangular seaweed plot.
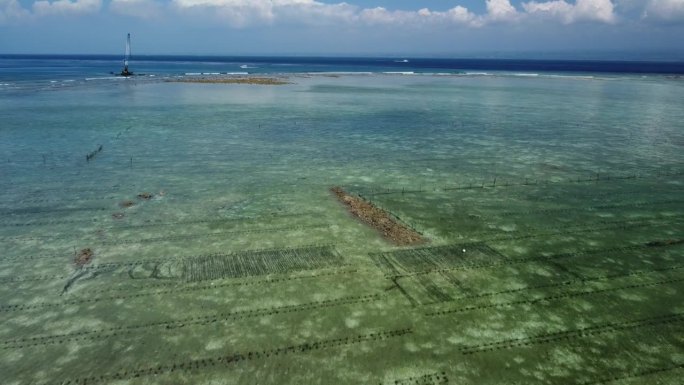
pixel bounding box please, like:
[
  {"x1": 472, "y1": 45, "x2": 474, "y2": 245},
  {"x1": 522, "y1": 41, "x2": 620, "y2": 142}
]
[
  {"x1": 370, "y1": 243, "x2": 506, "y2": 276},
  {"x1": 182, "y1": 245, "x2": 343, "y2": 282}
]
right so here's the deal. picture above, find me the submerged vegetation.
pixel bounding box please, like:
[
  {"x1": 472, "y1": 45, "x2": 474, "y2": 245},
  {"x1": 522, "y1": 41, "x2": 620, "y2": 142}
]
[
  {"x1": 1, "y1": 71, "x2": 682, "y2": 384},
  {"x1": 331, "y1": 186, "x2": 426, "y2": 246},
  {"x1": 73, "y1": 248, "x2": 94, "y2": 267},
  {"x1": 85, "y1": 145, "x2": 103, "y2": 162},
  {"x1": 137, "y1": 192, "x2": 154, "y2": 200}
]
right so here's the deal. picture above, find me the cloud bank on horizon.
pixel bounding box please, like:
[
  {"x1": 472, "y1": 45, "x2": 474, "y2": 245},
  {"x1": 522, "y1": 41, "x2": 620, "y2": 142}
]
[{"x1": 1, "y1": 0, "x2": 683, "y2": 54}]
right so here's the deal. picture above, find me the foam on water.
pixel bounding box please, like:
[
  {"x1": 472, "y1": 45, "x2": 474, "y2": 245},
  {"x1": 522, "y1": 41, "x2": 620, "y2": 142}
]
[
  {"x1": 309, "y1": 72, "x2": 374, "y2": 76},
  {"x1": 85, "y1": 76, "x2": 128, "y2": 81}
]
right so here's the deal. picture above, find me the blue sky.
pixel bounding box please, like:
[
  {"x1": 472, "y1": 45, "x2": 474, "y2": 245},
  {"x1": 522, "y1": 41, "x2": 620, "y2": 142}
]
[{"x1": 1, "y1": 0, "x2": 683, "y2": 57}]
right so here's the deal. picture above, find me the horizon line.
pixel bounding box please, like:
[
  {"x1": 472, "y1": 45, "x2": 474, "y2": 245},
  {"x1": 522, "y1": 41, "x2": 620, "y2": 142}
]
[{"x1": 2, "y1": 53, "x2": 684, "y2": 63}]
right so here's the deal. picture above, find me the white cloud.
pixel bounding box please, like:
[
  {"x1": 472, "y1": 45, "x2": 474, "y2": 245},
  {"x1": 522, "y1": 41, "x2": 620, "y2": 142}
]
[
  {"x1": 358, "y1": 6, "x2": 480, "y2": 26},
  {"x1": 171, "y1": 0, "x2": 279, "y2": 26},
  {"x1": 32, "y1": 0, "x2": 102, "y2": 16},
  {"x1": 523, "y1": 0, "x2": 573, "y2": 22},
  {"x1": 120, "y1": 0, "x2": 622, "y2": 27},
  {"x1": 416, "y1": 6, "x2": 480, "y2": 25},
  {"x1": 575, "y1": 0, "x2": 616, "y2": 22},
  {"x1": 359, "y1": 7, "x2": 413, "y2": 24},
  {"x1": 0, "y1": 0, "x2": 31, "y2": 24},
  {"x1": 447, "y1": 6, "x2": 480, "y2": 24},
  {"x1": 168, "y1": 0, "x2": 480, "y2": 28},
  {"x1": 110, "y1": 0, "x2": 163, "y2": 19},
  {"x1": 275, "y1": 2, "x2": 358, "y2": 25},
  {"x1": 523, "y1": 0, "x2": 616, "y2": 23},
  {"x1": 486, "y1": 0, "x2": 519, "y2": 21},
  {"x1": 643, "y1": 0, "x2": 684, "y2": 22},
  {"x1": 0, "y1": 0, "x2": 664, "y2": 28}
]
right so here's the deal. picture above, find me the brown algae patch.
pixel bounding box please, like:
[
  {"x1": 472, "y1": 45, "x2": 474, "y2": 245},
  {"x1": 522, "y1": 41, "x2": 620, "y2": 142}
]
[
  {"x1": 646, "y1": 239, "x2": 683, "y2": 247},
  {"x1": 137, "y1": 192, "x2": 154, "y2": 200},
  {"x1": 168, "y1": 77, "x2": 290, "y2": 85},
  {"x1": 330, "y1": 186, "x2": 426, "y2": 246},
  {"x1": 74, "y1": 248, "x2": 94, "y2": 267}
]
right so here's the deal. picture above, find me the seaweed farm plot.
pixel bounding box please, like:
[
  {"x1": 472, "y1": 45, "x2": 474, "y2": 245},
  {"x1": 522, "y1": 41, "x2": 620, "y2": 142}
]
[
  {"x1": 354, "y1": 175, "x2": 684, "y2": 260},
  {"x1": 369, "y1": 235, "x2": 684, "y2": 307},
  {"x1": 369, "y1": 243, "x2": 508, "y2": 305},
  {"x1": 181, "y1": 245, "x2": 346, "y2": 282},
  {"x1": 379, "y1": 371, "x2": 449, "y2": 385},
  {"x1": 405, "y1": 239, "x2": 684, "y2": 383},
  {"x1": 418, "y1": 275, "x2": 684, "y2": 383},
  {"x1": 370, "y1": 243, "x2": 507, "y2": 277}
]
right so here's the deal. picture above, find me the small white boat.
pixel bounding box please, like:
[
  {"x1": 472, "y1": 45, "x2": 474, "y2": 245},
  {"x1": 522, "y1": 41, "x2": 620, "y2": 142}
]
[{"x1": 120, "y1": 33, "x2": 133, "y2": 77}]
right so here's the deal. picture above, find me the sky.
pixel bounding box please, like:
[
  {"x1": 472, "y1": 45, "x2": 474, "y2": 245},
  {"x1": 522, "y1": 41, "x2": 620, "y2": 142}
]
[{"x1": 0, "y1": 0, "x2": 683, "y2": 57}]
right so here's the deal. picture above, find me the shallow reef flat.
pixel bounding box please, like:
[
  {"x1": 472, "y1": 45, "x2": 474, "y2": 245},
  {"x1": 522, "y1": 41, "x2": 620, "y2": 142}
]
[
  {"x1": 0, "y1": 74, "x2": 683, "y2": 384},
  {"x1": 167, "y1": 77, "x2": 291, "y2": 85}
]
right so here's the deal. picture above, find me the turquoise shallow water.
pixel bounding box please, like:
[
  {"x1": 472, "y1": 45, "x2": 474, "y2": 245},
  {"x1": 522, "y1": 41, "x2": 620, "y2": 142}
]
[{"x1": 0, "y1": 73, "x2": 683, "y2": 384}]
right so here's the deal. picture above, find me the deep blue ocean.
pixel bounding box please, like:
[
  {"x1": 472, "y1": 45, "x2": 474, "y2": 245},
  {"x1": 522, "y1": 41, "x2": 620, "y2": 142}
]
[{"x1": 2, "y1": 54, "x2": 684, "y2": 84}]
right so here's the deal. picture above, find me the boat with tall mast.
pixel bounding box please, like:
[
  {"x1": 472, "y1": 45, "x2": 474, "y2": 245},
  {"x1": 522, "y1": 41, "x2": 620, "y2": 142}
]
[{"x1": 120, "y1": 33, "x2": 133, "y2": 77}]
